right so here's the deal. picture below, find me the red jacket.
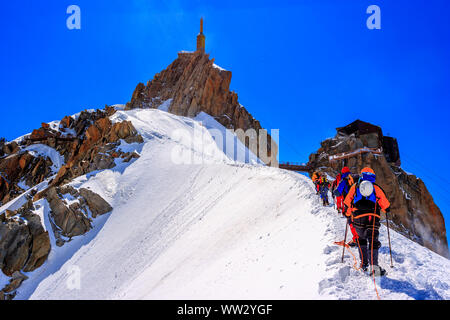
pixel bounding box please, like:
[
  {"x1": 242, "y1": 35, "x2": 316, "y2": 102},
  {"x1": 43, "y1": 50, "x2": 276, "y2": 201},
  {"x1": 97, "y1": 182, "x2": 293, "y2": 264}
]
[{"x1": 332, "y1": 174, "x2": 341, "y2": 191}]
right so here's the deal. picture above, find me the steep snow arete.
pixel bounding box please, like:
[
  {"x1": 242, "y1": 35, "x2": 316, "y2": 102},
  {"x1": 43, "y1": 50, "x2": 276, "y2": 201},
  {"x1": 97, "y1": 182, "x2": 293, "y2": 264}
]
[{"x1": 6, "y1": 107, "x2": 449, "y2": 300}]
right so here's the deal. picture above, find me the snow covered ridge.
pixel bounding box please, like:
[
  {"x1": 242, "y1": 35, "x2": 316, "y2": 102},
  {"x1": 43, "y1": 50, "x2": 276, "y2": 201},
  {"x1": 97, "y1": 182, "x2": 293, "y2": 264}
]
[
  {"x1": 0, "y1": 107, "x2": 447, "y2": 300},
  {"x1": 0, "y1": 106, "x2": 274, "y2": 299},
  {"x1": 111, "y1": 108, "x2": 278, "y2": 166}
]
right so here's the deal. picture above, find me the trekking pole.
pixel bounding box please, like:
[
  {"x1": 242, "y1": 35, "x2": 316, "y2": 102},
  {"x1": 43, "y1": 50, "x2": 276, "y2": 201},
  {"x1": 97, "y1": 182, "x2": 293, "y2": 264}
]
[
  {"x1": 385, "y1": 211, "x2": 394, "y2": 268},
  {"x1": 341, "y1": 221, "x2": 348, "y2": 263}
]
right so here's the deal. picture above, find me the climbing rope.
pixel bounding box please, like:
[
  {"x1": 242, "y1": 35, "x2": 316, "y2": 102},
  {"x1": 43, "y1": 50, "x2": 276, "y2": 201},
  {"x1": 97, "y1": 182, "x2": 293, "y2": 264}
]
[{"x1": 340, "y1": 242, "x2": 360, "y2": 271}]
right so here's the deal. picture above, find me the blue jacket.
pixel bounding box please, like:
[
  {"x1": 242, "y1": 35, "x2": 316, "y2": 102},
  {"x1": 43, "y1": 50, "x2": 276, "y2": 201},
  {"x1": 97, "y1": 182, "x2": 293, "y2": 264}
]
[{"x1": 335, "y1": 172, "x2": 352, "y2": 197}]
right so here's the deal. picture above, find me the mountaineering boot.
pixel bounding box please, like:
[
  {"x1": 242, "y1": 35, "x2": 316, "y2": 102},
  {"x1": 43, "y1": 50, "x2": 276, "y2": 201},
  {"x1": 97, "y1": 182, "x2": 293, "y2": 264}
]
[{"x1": 369, "y1": 265, "x2": 387, "y2": 277}]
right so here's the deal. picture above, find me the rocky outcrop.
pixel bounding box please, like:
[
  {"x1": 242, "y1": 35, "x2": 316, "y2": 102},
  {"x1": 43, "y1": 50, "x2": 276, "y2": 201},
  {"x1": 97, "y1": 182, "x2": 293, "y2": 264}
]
[
  {"x1": 0, "y1": 138, "x2": 5, "y2": 158},
  {"x1": 0, "y1": 199, "x2": 51, "y2": 278},
  {"x1": 0, "y1": 151, "x2": 55, "y2": 205},
  {"x1": 47, "y1": 187, "x2": 91, "y2": 240},
  {"x1": 48, "y1": 116, "x2": 142, "y2": 188},
  {"x1": 1, "y1": 141, "x2": 19, "y2": 156},
  {"x1": 47, "y1": 186, "x2": 112, "y2": 246},
  {"x1": 0, "y1": 109, "x2": 141, "y2": 206},
  {"x1": 0, "y1": 105, "x2": 143, "y2": 297},
  {"x1": 0, "y1": 221, "x2": 31, "y2": 276},
  {"x1": 0, "y1": 270, "x2": 29, "y2": 300},
  {"x1": 0, "y1": 108, "x2": 121, "y2": 206},
  {"x1": 308, "y1": 120, "x2": 449, "y2": 258},
  {"x1": 79, "y1": 188, "x2": 113, "y2": 218},
  {"x1": 126, "y1": 51, "x2": 277, "y2": 165}
]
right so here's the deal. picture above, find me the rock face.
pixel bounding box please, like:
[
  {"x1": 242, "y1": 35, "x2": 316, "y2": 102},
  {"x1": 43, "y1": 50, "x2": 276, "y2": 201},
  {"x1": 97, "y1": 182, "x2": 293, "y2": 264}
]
[
  {"x1": 2, "y1": 271, "x2": 28, "y2": 294},
  {"x1": 79, "y1": 188, "x2": 113, "y2": 218},
  {"x1": 48, "y1": 115, "x2": 142, "y2": 188},
  {"x1": 47, "y1": 187, "x2": 91, "y2": 240},
  {"x1": 46, "y1": 186, "x2": 112, "y2": 246},
  {"x1": 0, "y1": 199, "x2": 51, "y2": 278},
  {"x1": 0, "y1": 151, "x2": 54, "y2": 205},
  {"x1": 0, "y1": 105, "x2": 143, "y2": 296},
  {"x1": 126, "y1": 51, "x2": 277, "y2": 165},
  {"x1": 0, "y1": 107, "x2": 138, "y2": 206},
  {"x1": 308, "y1": 120, "x2": 449, "y2": 258}
]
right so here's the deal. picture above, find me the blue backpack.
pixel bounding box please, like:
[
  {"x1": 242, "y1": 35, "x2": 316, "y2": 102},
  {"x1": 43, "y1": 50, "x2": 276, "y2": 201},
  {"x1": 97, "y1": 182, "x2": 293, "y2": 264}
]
[{"x1": 354, "y1": 173, "x2": 377, "y2": 204}]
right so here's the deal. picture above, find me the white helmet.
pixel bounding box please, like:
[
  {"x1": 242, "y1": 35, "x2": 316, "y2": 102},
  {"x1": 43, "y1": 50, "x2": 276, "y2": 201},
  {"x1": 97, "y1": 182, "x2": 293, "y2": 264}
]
[{"x1": 359, "y1": 180, "x2": 374, "y2": 197}]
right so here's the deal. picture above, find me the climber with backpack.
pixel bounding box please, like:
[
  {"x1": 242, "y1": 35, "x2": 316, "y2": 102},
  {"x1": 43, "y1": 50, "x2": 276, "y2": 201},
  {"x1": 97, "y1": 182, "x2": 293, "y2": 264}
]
[
  {"x1": 319, "y1": 175, "x2": 331, "y2": 206},
  {"x1": 335, "y1": 167, "x2": 354, "y2": 198},
  {"x1": 331, "y1": 173, "x2": 343, "y2": 213},
  {"x1": 312, "y1": 171, "x2": 321, "y2": 195},
  {"x1": 343, "y1": 167, "x2": 391, "y2": 276},
  {"x1": 333, "y1": 167, "x2": 358, "y2": 247}
]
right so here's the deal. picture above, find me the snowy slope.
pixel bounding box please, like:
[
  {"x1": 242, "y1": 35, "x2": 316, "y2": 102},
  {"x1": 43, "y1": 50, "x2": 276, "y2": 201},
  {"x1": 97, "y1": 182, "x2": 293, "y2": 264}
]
[{"x1": 9, "y1": 108, "x2": 450, "y2": 300}]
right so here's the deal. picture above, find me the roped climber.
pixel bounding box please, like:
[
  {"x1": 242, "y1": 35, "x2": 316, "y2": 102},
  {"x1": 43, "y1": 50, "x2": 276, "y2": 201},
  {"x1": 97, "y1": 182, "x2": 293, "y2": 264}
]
[
  {"x1": 334, "y1": 167, "x2": 358, "y2": 247},
  {"x1": 319, "y1": 175, "x2": 331, "y2": 206},
  {"x1": 312, "y1": 171, "x2": 321, "y2": 195},
  {"x1": 343, "y1": 167, "x2": 391, "y2": 276}
]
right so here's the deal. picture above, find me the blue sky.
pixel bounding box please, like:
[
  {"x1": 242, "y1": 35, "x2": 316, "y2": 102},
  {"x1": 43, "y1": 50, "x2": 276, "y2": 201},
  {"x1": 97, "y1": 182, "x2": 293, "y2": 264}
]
[{"x1": 1, "y1": 0, "x2": 450, "y2": 243}]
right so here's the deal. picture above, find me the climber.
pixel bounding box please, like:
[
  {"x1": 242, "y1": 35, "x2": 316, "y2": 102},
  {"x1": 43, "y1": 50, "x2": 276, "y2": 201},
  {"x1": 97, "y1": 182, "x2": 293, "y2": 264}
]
[
  {"x1": 312, "y1": 171, "x2": 321, "y2": 195},
  {"x1": 331, "y1": 173, "x2": 343, "y2": 213},
  {"x1": 319, "y1": 175, "x2": 331, "y2": 206},
  {"x1": 334, "y1": 167, "x2": 358, "y2": 246},
  {"x1": 343, "y1": 167, "x2": 391, "y2": 276},
  {"x1": 334, "y1": 167, "x2": 354, "y2": 198}
]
